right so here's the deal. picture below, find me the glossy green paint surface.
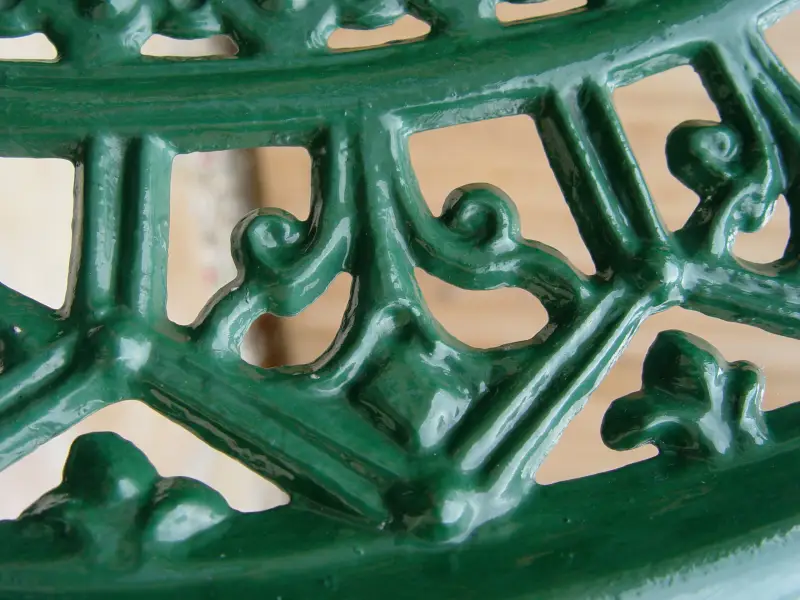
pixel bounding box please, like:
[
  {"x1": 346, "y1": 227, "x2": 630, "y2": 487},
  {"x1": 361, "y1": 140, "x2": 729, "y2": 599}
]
[{"x1": 1, "y1": 0, "x2": 800, "y2": 597}]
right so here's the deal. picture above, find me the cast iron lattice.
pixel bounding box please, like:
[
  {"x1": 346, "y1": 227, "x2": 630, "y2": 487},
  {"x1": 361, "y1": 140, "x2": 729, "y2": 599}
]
[{"x1": 1, "y1": 0, "x2": 800, "y2": 598}]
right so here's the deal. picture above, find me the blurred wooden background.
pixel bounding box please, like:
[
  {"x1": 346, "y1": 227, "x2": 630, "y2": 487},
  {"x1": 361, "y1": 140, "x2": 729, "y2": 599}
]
[{"x1": 0, "y1": 2, "x2": 798, "y2": 517}]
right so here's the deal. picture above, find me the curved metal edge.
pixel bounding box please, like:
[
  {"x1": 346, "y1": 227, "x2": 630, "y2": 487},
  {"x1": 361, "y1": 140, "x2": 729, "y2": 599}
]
[{"x1": 2, "y1": 405, "x2": 800, "y2": 598}]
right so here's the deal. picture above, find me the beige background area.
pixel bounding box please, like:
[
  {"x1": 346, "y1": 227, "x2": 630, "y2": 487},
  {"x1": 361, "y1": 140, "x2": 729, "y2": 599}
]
[{"x1": 0, "y1": 3, "x2": 798, "y2": 517}]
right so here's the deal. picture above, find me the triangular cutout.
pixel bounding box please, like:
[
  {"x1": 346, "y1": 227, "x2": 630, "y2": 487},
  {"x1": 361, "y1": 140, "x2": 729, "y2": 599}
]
[
  {"x1": 410, "y1": 115, "x2": 595, "y2": 274},
  {"x1": 415, "y1": 268, "x2": 549, "y2": 348},
  {"x1": 733, "y1": 194, "x2": 790, "y2": 264},
  {"x1": 536, "y1": 373, "x2": 657, "y2": 484},
  {"x1": 0, "y1": 33, "x2": 57, "y2": 61},
  {"x1": 537, "y1": 306, "x2": 800, "y2": 484},
  {"x1": 241, "y1": 273, "x2": 352, "y2": 367},
  {"x1": 0, "y1": 400, "x2": 288, "y2": 520},
  {"x1": 0, "y1": 157, "x2": 74, "y2": 309}
]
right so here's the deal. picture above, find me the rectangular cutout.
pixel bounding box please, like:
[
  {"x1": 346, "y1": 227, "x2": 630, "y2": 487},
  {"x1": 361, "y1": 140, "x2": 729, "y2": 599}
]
[
  {"x1": 141, "y1": 34, "x2": 237, "y2": 58},
  {"x1": 167, "y1": 146, "x2": 311, "y2": 329},
  {"x1": 0, "y1": 33, "x2": 57, "y2": 61},
  {"x1": 614, "y1": 66, "x2": 720, "y2": 231},
  {"x1": 327, "y1": 15, "x2": 430, "y2": 51},
  {"x1": 496, "y1": 0, "x2": 586, "y2": 23},
  {"x1": 0, "y1": 157, "x2": 74, "y2": 309}
]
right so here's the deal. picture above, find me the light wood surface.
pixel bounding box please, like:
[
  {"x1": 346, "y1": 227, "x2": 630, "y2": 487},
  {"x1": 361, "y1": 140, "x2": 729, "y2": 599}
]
[{"x1": 0, "y1": 9, "x2": 798, "y2": 517}]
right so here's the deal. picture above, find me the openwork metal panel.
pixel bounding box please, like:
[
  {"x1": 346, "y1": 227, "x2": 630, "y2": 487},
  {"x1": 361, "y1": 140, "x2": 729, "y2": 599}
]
[{"x1": 1, "y1": 0, "x2": 800, "y2": 597}]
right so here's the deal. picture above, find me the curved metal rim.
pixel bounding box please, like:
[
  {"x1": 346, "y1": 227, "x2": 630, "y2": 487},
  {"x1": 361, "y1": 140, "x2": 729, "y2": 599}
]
[{"x1": 3, "y1": 417, "x2": 800, "y2": 598}]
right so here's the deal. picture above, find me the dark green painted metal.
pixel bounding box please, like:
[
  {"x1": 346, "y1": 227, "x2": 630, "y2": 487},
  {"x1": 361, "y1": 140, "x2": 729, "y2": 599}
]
[{"x1": 0, "y1": 0, "x2": 799, "y2": 597}]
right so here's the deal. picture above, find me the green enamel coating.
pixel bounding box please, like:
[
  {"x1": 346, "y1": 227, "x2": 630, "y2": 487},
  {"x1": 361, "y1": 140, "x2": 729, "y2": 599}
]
[{"x1": 1, "y1": 0, "x2": 800, "y2": 597}]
